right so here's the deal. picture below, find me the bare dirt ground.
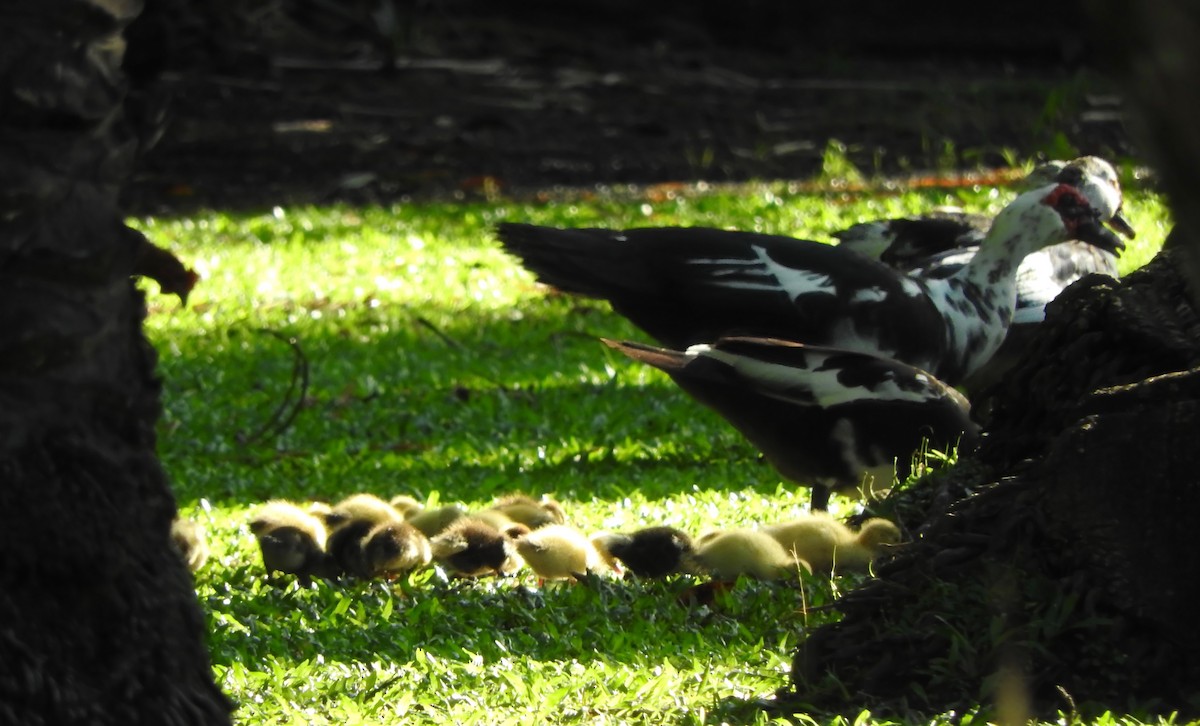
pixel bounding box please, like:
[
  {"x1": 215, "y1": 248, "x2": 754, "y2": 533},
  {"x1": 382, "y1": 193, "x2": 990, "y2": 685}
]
[{"x1": 121, "y1": 3, "x2": 1135, "y2": 215}]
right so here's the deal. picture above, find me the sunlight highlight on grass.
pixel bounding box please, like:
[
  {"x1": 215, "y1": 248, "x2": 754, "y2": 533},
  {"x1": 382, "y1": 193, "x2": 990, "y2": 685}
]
[{"x1": 134, "y1": 179, "x2": 1172, "y2": 725}]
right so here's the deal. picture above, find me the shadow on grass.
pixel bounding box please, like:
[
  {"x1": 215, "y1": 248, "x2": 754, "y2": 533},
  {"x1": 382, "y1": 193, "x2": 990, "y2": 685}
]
[{"x1": 157, "y1": 295, "x2": 809, "y2": 508}]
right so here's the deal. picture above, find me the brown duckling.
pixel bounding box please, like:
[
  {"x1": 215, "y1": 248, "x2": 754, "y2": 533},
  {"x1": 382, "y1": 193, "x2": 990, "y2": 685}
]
[
  {"x1": 762, "y1": 513, "x2": 901, "y2": 574},
  {"x1": 324, "y1": 494, "x2": 407, "y2": 577},
  {"x1": 249, "y1": 500, "x2": 332, "y2": 578},
  {"x1": 591, "y1": 526, "x2": 693, "y2": 578},
  {"x1": 170, "y1": 516, "x2": 210, "y2": 572},
  {"x1": 484, "y1": 493, "x2": 567, "y2": 529},
  {"x1": 514, "y1": 524, "x2": 615, "y2": 582},
  {"x1": 688, "y1": 528, "x2": 810, "y2": 581},
  {"x1": 361, "y1": 520, "x2": 432, "y2": 578},
  {"x1": 429, "y1": 517, "x2": 524, "y2": 577}
]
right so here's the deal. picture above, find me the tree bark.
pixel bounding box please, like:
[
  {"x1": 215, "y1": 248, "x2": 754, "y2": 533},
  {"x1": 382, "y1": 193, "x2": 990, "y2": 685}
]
[
  {"x1": 0, "y1": 1, "x2": 232, "y2": 723},
  {"x1": 786, "y1": 254, "x2": 1200, "y2": 718}
]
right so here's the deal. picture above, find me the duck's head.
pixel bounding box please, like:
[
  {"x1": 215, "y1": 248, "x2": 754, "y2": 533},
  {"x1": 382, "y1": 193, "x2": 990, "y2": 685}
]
[
  {"x1": 1028, "y1": 156, "x2": 1136, "y2": 240},
  {"x1": 994, "y1": 183, "x2": 1126, "y2": 259},
  {"x1": 856, "y1": 518, "x2": 902, "y2": 549}
]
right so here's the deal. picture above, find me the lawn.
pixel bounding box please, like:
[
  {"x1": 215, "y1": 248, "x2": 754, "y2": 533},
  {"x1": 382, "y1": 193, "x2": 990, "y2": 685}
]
[{"x1": 135, "y1": 174, "x2": 1173, "y2": 725}]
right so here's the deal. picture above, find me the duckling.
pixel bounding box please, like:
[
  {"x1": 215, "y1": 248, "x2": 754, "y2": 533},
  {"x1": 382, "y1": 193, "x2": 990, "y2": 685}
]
[
  {"x1": 484, "y1": 493, "x2": 567, "y2": 529},
  {"x1": 406, "y1": 504, "x2": 469, "y2": 537},
  {"x1": 687, "y1": 528, "x2": 810, "y2": 581},
  {"x1": 361, "y1": 520, "x2": 432, "y2": 578},
  {"x1": 762, "y1": 513, "x2": 901, "y2": 574},
  {"x1": 429, "y1": 517, "x2": 524, "y2": 577},
  {"x1": 514, "y1": 524, "x2": 615, "y2": 582},
  {"x1": 323, "y1": 493, "x2": 406, "y2": 577},
  {"x1": 388, "y1": 494, "x2": 425, "y2": 518},
  {"x1": 471, "y1": 508, "x2": 538, "y2": 539},
  {"x1": 325, "y1": 493, "x2": 403, "y2": 529},
  {"x1": 170, "y1": 516, "x2": 209, "y2": 572},
  {"x1": 249, "y1": 500, "x2": 332, "y2": 578},
  {"x1": 591, "y1": 526, "x2": 693, "y2": 578}
]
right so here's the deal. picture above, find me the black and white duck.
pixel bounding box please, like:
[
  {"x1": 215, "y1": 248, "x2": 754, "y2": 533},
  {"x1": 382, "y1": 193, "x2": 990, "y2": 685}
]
[
  {"x1": 498, "y1": 183, "x2": 1125, "y2": 386},
  {"x1": 832, "y1": 156, "x2": 1134, "y2": 270},
  {"x1": 832, "y1": 157, "x2": 1136, "y2": 394},
  {"x1": 604, "y1": 337, "x2": 980, "y2": 510}
]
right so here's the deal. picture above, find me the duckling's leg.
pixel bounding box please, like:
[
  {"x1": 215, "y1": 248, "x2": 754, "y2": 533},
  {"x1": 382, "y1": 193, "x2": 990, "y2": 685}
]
[{"x1": 809, "y1": 486, "x2": 831, "y2": 512}]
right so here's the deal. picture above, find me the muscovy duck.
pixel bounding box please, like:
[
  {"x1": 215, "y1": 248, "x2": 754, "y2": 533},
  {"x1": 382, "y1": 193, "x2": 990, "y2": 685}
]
[
  {"x1": 498, "y1": 184, "x2": 1125, "y2": 386},
  {"x1": 603, "y1": 336, "x2": 980, "y2": 510},
  {"x1": 831, "y1": 157, "x2": 1136, "y2": 394}
]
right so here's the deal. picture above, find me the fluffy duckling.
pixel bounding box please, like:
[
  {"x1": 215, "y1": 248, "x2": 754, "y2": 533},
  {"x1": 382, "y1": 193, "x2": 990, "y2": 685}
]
[
  {"x1": 688, "y1": 528, "x2": 810, "y2": 581},
  {"x1": 430, "y1": 517, "x2": 524, "y2": 577},
  {"x1": 514, "y1": 524, "x2": 616, "y2": 582},
  {"x1": 406, "y1": 504, "x2": 469, "y2": 537},
  {"x1": 762, "y1": 513, "x2": 901, "y2": 574},
  {"x1": 323, "y1": 493, "x2": 406, "y2": 577},
  {"x1": 484, "y1": 493, "x2": 567, "y2": 529},
  {"x1": 361, "y1": 520, "x2": 432, "y2": 578},
  {"x1": 249, "y1": 500, "x2": 331, "y2": 577},
  {"x1": 325, "y1": 493, "x2": 403, "y2": 528},
  {"x1": 471, "y1": 508, "x2": 539, "y2": 539},
  {"x1": 170, "y1": 516, "x2": 210, "y2": 572},
  {"x1": 388, "y1": 495, "x2": 425, "y2": 518},
  {"x1": 591, "y1": 526, "x2": 693, "y2": 578}
]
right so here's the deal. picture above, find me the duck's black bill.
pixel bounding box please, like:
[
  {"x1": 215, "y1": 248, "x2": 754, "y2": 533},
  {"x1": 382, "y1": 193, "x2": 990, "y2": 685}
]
[
  {"x1": 1107, "y1": 210, "x2": 1137, "y2": 239},
  {"x1": 1077, "y1": 218, "x2": 1127, "y2": 256}
]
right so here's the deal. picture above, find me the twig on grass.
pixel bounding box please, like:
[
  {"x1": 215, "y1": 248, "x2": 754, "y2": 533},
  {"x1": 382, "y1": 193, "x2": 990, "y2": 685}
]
[{"x1": 235, "y1": 328, "x2": 310, "y2": 447}]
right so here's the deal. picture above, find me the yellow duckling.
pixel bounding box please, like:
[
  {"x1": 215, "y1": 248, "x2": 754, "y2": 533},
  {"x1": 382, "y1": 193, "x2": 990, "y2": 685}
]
[
  {"x1": 484, "y1": 493, "x2": 567, "y2": 529},
  {"x1": 170, "y1": 516, "x2": 209, "y2": 573},
  {"x1": 471, "y1": 508, "x2": 539, "y2": 539},
  {"x1": 688, "y1": 528, "x2": 811, "y2": 581},
  {"x1": 325, "y1": 493, "x2": 403, "y2": 529},
  {"x1": 249, "y1": 500, "x2": 331, "y2": 578},
  {"x1": 430, "y1": 517, "x2": 524, "y2": 577},
  {"x1": 388, "y1": 495, "x2": 425, "y2": 518},
  {"x1": 405, "y1": 504, "x2": 469, "y2": 538},
  {"x1": 514, "y1": 524, "x2": 616, "y2": 582},
  {"x1": 762, "y1": 513, "x2": 901, "y2": 574}
]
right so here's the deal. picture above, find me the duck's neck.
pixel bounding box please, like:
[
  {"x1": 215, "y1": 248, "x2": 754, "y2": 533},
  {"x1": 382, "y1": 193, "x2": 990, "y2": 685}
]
[{"x1": 936, "y1": 210, "x2": 1066, "y2": 378}]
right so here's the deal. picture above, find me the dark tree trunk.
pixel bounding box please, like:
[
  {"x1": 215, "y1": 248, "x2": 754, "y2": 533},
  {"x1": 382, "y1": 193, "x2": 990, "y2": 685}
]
[
  {"x1": 0, "y1": 1, "x2": 231, "y2": 723},
  {"x1": 786, "y1": 254, "x2": 1200, "y2": 717},
  {"x1": 782, "y1": 0, "x2": 1200, "y2": 717}
]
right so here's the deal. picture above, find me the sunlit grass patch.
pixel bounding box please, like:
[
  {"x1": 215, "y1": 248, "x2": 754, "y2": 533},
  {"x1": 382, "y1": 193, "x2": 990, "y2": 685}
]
[{"x1": 136, "y1": 178, "x2": 1172, "y2": 725}]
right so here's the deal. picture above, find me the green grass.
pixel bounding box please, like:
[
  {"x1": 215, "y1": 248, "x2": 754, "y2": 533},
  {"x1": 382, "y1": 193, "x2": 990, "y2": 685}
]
[{"x1": 135, "y1": 178, "x2": 1172, "y2": 725}]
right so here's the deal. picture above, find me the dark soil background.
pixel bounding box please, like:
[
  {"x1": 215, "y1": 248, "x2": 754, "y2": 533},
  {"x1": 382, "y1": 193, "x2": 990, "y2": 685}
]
[{"x1": 122, "y1": 0, "x2": 1138, "y2": 215}]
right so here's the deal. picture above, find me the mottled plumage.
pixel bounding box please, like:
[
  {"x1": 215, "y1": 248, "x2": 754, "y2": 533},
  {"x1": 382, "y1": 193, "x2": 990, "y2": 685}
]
[
  {"x1": 605, "y1": 336, "x2": 980, "y2": 510},
  {"x1": 498, "y1": 184, "x2": 1124, "y2": 386}
]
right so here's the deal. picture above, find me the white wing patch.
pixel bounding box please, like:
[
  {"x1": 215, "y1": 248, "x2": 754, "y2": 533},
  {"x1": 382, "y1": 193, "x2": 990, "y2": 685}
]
[
  {"x1": 687, "y1": 245, "x2": 837, "y2": 296},
  {"x1": 699, "y1": 348, "x2": 943, "y2": 407},
  {"x1": 850, "y1": 287, "x2": 888, "y2": 304}
]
